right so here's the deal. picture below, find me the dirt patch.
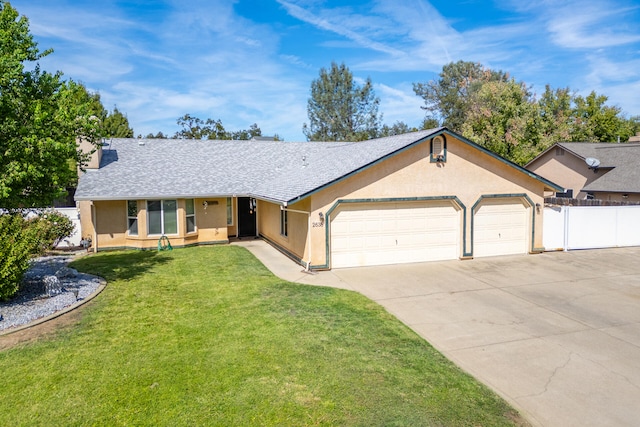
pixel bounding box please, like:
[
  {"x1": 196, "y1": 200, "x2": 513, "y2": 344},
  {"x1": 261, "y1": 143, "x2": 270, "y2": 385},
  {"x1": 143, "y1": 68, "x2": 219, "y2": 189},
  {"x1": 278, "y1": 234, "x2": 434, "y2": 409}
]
[
  {"x1": 0, "y1": 305, "x2": 85, "y2": 352},
  {"x1": 506, "y1": 410, "x2": 533, "y2": 427}
]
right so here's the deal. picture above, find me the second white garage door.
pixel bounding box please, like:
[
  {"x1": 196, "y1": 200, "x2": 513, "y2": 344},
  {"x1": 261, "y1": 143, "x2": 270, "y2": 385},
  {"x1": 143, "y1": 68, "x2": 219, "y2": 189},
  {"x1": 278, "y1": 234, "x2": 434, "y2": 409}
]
[
  {"x1": 474, "y1": 199, "x2": 528, "y2": 257},
  {"x1": 330, "y1": 201, "x2": 460, "y2": 268}
]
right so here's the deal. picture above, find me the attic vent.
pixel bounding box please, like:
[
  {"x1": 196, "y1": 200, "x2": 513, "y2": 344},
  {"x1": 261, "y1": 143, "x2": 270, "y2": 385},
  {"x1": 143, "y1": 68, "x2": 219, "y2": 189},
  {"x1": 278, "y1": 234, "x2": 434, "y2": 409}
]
[
  {"x1": 555, "y1": 147, "x2": 564, "y2": 156},
  {"x1": 138, "y1": 139, "x2": 145, "y2": 146},
  {"x1": 434, "y1": 137, "x2": 443, "y2": 155},
  {"x1": 430, "y1": 135, "x2": 446, "y2": 163}
]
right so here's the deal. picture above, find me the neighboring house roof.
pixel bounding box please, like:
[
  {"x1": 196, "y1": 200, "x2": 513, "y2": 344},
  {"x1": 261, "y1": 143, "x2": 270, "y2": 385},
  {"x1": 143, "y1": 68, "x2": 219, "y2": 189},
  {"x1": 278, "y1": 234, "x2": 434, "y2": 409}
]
[
  {"x1": 75, "y1": 128, "x2": 561, "y2": 204},
  {"x1": 531, "y1": 142, "x2": 640, "y2": 194}
]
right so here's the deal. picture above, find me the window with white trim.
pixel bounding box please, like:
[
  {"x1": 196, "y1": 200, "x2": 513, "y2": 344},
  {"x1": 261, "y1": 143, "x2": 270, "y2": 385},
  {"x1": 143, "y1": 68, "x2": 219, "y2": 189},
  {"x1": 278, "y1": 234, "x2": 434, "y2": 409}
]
[
  {"x1": 226, "y1": 197, "x2": 233, "y2": 225},
  {"x1": 127, "y1": 200, "x2": 138, "y2": 235},
  {"x1": 148, "y1": 200, "x2": 177, "y2": 235},
  {"x1": 186, "y1": 199, "x2": 196, "y2": 233},
  {"x1": 280, "y1": 209, "x2": 288, "y2": 237}
]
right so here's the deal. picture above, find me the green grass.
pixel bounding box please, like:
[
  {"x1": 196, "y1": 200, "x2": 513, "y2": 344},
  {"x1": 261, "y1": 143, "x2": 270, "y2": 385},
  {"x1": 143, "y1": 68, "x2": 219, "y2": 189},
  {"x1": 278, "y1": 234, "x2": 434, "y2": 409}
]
[{"x1": 0, "y1": 246, "x2": 523, "y2": 426}]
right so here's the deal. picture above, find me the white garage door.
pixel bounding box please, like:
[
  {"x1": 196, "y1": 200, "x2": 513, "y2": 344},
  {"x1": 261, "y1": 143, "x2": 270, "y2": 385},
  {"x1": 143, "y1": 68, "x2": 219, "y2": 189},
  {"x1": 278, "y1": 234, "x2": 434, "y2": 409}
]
[
  {"x1": 330, "y1": 201, "x2": 460, "y2": 268},
  {"x1": 474, "y1": 199, "x2": 528, "y2": 257}
]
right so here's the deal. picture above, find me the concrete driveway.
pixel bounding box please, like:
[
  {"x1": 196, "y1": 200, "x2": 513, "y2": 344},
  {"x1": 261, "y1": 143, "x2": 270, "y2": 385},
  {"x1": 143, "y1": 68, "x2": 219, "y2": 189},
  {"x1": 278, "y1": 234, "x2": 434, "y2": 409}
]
[{"x1": 239, "y1": 241, "x2": 640, "y2": 427}]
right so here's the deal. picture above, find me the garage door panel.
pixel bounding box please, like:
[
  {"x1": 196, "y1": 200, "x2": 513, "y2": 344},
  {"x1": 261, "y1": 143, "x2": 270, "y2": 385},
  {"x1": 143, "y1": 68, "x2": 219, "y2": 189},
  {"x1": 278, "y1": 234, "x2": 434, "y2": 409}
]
[
  {"x1": 332, "y1": 237, "x2": 350, "y2": 251},
  {"x1": 474, "y1": 200, "x2": 528, "y2": 258},
  {"x1": 331, "y1": 201, "x2": 460, "y2": 268}
]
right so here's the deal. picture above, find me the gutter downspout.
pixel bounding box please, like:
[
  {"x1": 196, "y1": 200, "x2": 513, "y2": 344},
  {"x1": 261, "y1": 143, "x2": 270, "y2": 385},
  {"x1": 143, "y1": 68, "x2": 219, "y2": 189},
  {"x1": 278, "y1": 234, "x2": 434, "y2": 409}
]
[
  {"x1": 90, "y1": 201, "x2": 98, "y2": 253},
  {"x1": 281, "y1": 206, "x2": 312, "y2": 271}
]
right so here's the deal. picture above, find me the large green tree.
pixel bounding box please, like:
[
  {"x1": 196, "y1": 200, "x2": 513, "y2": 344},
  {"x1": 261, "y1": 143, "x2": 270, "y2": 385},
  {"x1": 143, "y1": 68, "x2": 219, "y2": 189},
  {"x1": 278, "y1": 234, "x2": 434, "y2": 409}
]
[
  {"x1": 303, "y1": 62, "x2": 381, "y2": 141},
  {"x1": 62, "y1": 82, "x2": 134, "y2": 138},
  {"x1": 461, "y1": 79, "x2": 540, "y2": 165},
  {"x1": 378, "y1": 121, "x2": 417, "y2": 137},
  {"x1": 415, "y1": 61, "x2": 638, "y2": 165},
  {"x1": 174, "y1": 114, "x2": 263, "y2": 140},
  {"x1": 570, "y1": 91, "x2": 634, "y2": 143},
  {"x1": 103, "y1": 106, "x2": 134, "y2": 138},
  {"x1": 536, "y1": 85, "x2": 573, "y2": 147},
  {"x1": 413, "y1": 60, "x2": 508, "y2": 132},
  {"x1": 0, "y1": 1, "x2": 100, "y2": 209}
]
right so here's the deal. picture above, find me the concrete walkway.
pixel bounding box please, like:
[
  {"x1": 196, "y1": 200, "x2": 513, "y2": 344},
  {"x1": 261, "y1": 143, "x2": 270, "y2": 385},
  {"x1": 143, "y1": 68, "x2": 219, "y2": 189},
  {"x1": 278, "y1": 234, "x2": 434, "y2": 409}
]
[{"x1": 235, "y1": 240, "x2": 640, "y2": 427}]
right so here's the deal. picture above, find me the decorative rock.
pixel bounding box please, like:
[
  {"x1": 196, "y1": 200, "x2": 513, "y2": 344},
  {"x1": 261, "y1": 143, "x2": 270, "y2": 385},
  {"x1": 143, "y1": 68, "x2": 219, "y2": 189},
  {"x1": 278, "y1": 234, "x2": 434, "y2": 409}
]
[
  {"x1": 55, "y1": 266, "x2": 78, "y2": 280},
  {"x1": 1, "y1": 256, "x2": 101, "y2": 332},
  {"x1": 44, "y1": 275, "x2": 63, "y2": 297}
]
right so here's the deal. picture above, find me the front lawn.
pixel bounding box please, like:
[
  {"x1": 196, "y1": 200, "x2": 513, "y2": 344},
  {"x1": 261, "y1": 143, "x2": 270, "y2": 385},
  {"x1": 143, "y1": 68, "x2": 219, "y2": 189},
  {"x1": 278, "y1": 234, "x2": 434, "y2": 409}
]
[{"x1": 0, "y1": 246, "x2": 525, "y2": 426}]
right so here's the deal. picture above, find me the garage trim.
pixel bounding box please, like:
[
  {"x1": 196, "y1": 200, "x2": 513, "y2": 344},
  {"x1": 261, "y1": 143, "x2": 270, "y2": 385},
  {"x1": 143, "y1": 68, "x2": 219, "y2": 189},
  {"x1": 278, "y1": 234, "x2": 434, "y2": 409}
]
[
  {"x1": 318, "y1": 196, "x2": 467, "y2": 270},
  {"x1": 470, "y1": 193, "x2": 540, "y2": 256}
]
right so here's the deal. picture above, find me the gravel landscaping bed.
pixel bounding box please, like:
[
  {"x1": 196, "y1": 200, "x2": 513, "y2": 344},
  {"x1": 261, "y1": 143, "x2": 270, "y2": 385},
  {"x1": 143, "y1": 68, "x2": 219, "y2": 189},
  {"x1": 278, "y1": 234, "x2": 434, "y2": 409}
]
[{"x1": 0, "y1": 255, "x2": 101, "y2": 332}]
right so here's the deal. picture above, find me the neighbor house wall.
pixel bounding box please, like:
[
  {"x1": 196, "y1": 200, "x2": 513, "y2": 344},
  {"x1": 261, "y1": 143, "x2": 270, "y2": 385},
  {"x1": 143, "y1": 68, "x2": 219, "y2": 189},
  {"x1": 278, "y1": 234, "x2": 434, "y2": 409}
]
[
  {"x1": 527, "y1": 148, "x2": 606, "y2": 199},
  {"x1": 592, "y1": 192, "x2": 640, "y2": 203}
]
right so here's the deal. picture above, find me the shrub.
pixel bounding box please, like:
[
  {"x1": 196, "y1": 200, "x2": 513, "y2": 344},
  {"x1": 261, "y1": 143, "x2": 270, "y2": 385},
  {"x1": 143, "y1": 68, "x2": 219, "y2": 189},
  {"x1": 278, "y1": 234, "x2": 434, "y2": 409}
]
[
  {"x1": 0, "y1": 214, "x2": 39, "y2": 300},
  {"x1": 33, "y1": 209, "x2": 76, "y2": 250},
  {"x1": 0, "y1": 210, "x2": 74, "y2": 300}
]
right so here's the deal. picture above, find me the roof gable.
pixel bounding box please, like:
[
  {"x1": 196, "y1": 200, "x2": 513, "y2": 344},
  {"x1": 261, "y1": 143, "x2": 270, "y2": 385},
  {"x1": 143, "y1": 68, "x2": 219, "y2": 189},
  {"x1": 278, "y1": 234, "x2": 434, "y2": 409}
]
[{"x1": 527, "y1": 142, "x2": 640, "y2": 194}]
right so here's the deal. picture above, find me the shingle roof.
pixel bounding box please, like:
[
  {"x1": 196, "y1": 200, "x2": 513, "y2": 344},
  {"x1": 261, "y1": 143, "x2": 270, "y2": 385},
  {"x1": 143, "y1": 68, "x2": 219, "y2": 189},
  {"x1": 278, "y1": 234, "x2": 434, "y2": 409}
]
[
  {"x1": 556, "y1": 142, "x2": 640, "y2": 193},
  {"x1": 75, "y1": 128, "x2": 561, "y2": 203},
  {"x1": 76, "y1": 129, "x2": 444, "y2": 203}
]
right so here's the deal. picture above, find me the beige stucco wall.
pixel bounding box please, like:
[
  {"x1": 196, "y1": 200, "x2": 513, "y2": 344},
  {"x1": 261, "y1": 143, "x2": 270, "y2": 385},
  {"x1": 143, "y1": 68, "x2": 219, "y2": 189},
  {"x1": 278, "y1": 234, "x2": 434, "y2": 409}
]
[
  {"x1": 258, "y1": 198, "x2": 310, "y2": 262},
  {"x1": 266, "y1": 135, "x2": 547, "y2": 268},
  {"x1": 80, "y1": 198, "x2": 228, "y2": 251},
  {"x1": 94, "y1": 200, "x2": 128, "y2": 248},
  {"x1": 78, "y1": 200, "x2": 94, "y2": 242},
  {"x1": 195, "y1": 197, "x2": 229, "y2": 244},
  {"x1": 77, "y1": 138, "x2": 102, "y2": 170},
  {"x1": 527, "y1": 149, "x2": 607, "y2": 199}
]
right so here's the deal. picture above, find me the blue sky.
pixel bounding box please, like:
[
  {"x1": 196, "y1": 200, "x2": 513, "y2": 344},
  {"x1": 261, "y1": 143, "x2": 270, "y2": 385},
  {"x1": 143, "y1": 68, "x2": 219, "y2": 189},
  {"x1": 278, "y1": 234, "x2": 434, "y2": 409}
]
[{"x1": 11, "y1": 0, "x2": 640, "y2": 141}]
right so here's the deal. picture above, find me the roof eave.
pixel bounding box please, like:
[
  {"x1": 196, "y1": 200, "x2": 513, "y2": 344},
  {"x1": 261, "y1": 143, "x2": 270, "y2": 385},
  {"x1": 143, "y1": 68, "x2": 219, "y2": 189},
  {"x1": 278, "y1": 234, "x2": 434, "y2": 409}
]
[
  {"x1": 74, "y1": 193, "x2": 289, "y2": 205},
  {"x1": 284, "y1": 128, "x2": 444, "y2": 205}
]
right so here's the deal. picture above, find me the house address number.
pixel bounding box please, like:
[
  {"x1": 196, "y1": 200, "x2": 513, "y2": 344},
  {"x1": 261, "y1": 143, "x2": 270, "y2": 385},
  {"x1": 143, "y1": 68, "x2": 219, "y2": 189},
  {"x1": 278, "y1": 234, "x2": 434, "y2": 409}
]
[{"x1": 312, "y1": 222, "x2": 324, "y2": 228}]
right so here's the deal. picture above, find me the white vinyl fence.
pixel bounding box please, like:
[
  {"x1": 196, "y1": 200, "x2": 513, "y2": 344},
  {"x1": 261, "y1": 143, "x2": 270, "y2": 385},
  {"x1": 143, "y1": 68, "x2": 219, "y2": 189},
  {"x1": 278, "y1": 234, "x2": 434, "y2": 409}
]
[
  {"x1": 543, "y1": 205, "x2": 640, "y2": 251},
  {"x1": 54, "y1": 207, "x2": 82, "y2": 248}
]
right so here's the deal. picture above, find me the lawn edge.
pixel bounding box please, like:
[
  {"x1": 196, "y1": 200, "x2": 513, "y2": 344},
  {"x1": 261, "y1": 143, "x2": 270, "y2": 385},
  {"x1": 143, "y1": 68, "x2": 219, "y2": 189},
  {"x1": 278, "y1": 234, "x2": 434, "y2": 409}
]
[{"x1": 0, "y1": 276, "x2": 107, "y2": 337}]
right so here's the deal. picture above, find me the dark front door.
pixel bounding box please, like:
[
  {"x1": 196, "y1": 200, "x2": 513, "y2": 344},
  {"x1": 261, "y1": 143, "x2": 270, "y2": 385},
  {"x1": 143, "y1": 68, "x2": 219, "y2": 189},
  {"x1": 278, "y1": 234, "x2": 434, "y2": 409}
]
[{"x1": 237, "y1": 197, "x2": 257, "y2": 238}]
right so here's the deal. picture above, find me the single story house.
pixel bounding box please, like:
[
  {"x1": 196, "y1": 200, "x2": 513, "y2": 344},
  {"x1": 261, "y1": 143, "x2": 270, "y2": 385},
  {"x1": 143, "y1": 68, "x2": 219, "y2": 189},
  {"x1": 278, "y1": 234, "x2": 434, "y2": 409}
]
[
  {"x1": 75, "y1": 128, "x2": 561, "y2": 269},
  {"x1": 526, "y1": 142, "x2": 640, "y2": 201}
]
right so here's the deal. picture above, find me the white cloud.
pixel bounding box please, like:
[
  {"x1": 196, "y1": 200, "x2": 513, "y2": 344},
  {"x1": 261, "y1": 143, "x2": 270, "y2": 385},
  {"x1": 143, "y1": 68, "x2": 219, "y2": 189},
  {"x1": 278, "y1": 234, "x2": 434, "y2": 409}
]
[
  {"x1": 276, "y1": 0, "x2": 404, "y2": 56},
  {"x1": 377, "y1": 83, "x2": 426, "y2": 128},
  {"x1": 9, "y1": 0, "x2": 640, "y2": 142},
  {"x1": 544, "y1": 2, "x2": 640, "y2": 49}
]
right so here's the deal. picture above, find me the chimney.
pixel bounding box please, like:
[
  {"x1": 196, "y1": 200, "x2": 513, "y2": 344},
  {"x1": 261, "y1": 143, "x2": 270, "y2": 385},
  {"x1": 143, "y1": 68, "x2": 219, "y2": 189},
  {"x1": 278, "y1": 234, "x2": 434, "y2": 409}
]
[{"x1": 77, "y1": 137, "x2": 103, "y2": 171}]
